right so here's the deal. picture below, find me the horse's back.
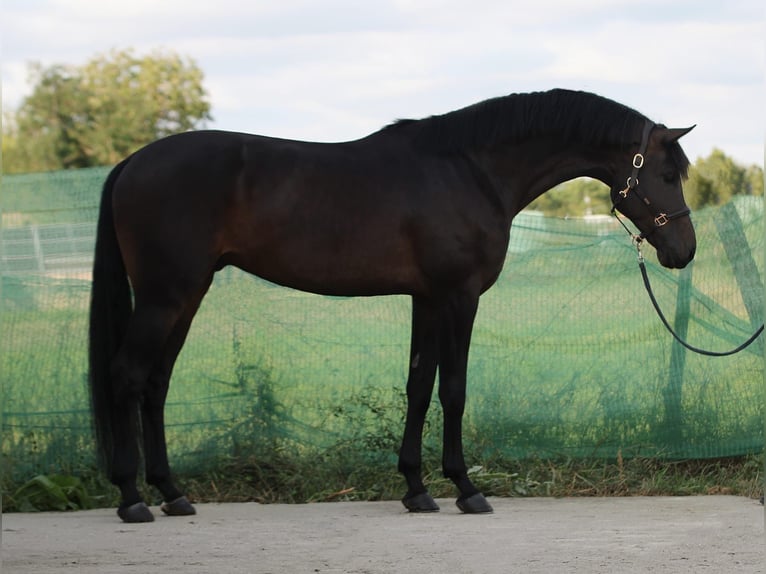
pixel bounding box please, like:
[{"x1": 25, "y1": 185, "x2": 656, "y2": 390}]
[
  {"x1": 110, "y1": 130, "x2": 431, "y2": 296},
  {"x1": 110, "y1": 129, "x2": 508, "y2": 298}
]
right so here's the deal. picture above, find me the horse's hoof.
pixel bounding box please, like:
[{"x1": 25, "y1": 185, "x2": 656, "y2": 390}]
[
  {"x1": 161, "y1": 496, "x2": 196, "y2": 516},
  {"x1": 456, "y1": 493, "x2": 493, "y2": 514},
  {"x1": 117, "y1": 501, "x2": 155, "y2": 523},
  {"x1": 402, "y1": 492, "x2": 440, "y2": 513}
]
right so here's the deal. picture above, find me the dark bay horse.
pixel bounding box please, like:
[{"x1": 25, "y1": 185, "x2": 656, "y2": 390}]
[{"x1": 89, "y1": 89, "x2": 696, "y2": 522}]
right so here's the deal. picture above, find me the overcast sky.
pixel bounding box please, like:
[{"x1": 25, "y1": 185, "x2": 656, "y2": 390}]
[{"x1": 2, "y1": 0, "x2": 763, "y2": 167}]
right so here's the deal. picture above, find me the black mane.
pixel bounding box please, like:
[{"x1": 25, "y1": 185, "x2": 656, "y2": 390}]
[
  {"x1": 386, "y1": 88, "x2": 689, "y2": 177},
  {"x1": 388, "y1": 89, "x2": 646, "y2": 150}
]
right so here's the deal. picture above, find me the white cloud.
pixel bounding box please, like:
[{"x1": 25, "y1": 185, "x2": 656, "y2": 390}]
[
  {"x1": 541, "y1": 20, "x2": 763, "y2": 85},
  {"x1": 1, "y1": 0, "x2": 762, "y2": 165}
]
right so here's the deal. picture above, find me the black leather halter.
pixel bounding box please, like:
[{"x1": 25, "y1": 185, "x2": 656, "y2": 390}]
[{"x1": 610, "y1": 120, "x2": 690, "y2": 241}]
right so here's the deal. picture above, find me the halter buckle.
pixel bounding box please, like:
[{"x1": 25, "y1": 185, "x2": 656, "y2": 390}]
[
  {"x1": 654, "y1": 213, "x2": 669, "y2": 227},
  {"x1": 632, "y1": 153, "x2": 645, "y2": 169}
]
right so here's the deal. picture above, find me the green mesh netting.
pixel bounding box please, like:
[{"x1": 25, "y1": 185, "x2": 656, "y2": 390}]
[{"x1": 1, "y1": 167, "x2": 763, "y2": 482}]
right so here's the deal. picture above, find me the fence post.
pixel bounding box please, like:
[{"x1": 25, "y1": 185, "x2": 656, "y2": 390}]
[
  {"x1": 663, "y1": 262, "x2": 693, "y2": 445},
  {"x1": 30, "y1": 225, "x2": 45, "y2": 273},
  {"x1": 713, "y1": 202, "x2": 764, "y2": 353}
]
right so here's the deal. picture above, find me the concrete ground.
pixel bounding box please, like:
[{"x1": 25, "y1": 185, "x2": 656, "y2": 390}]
[{"x1": 2, "y1": 496, "x2": 764, "y2": 573}]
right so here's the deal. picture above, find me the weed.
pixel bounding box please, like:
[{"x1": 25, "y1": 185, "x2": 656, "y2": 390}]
[{"x1": 8, "y1": 474, "x2": 94, "y2": 512}]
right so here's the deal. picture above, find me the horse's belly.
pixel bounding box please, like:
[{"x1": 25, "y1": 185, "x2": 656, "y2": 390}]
[{"x1": 227, "y1": 239, "x2": 424, "y2": 297}]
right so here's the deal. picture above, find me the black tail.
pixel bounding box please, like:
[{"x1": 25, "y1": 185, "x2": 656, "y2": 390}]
[{"x1": 88, "y1": 157, "x2": 133, "y2": 476}]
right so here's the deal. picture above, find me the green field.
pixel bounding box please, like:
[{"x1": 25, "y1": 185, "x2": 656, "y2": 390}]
[{"x1": 2, "y1": 196, "x2": 763, "y2": 509}]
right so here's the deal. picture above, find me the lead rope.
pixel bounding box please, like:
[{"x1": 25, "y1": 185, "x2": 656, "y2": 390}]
[{"x1": 632, "y1": 239, "x2": 763, "y2": 357}]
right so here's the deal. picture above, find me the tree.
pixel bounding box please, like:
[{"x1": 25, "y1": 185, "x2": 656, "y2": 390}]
[
  {"x1": 527, "y1": 177, "x2": 611, "y2": 217},
  {"x1": 2, "y1": 49, "x2": 212, "y2": 173},
  {"x1": 745, "y1": 164, "x2": 764, "y2": 198},
  {"x1": 683, "y1": 149, "x2": 763, "y2": 210}
]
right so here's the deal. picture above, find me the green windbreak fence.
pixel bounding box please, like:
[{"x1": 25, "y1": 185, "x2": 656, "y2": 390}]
[{"x1": 1, "y1": 167, "x2": 763, "y2": 483}]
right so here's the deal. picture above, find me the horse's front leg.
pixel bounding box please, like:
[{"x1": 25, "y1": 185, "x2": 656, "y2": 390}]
[
  {"x1": 399, "y1": 297, "x2": 440, "y2": 512},
  {"x1": 438, "y1": 290, "x2": 493, "y2": 514}
]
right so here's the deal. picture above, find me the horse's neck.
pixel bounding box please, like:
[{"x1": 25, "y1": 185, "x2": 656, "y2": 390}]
[{"x1": 475, "y1": 138, "x2": 619, "y2": 216}]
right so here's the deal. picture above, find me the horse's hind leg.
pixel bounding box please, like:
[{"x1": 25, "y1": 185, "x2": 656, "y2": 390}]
[
  {"x1": 110, "y1": 299, "x2": 188, "y2": 522},
  {"x1": 111, "y1": 268, "x2": 214, "y2": 519},
  {"x1": 141, "y1": 281, "x2": 212, "y2": 517}
]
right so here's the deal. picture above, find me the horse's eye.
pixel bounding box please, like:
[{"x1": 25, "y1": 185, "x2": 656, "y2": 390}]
[{"x1": 662, "y1": 172, "x2": 677, "y2": 184}]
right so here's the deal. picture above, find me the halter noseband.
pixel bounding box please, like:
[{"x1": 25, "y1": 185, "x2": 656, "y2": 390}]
[{"x1": 610, "y1": 120, "x2": 690, "y2": 242}]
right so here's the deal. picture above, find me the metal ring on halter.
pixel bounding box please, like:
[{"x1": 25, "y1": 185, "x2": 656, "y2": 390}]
[{"x1": 632, "y1": 153, "x2": 644, "y2": 169}]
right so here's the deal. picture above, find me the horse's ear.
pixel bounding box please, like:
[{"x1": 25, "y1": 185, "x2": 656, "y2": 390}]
[{"x1": 662, "y1": 125, "x2": 696, "y2": 143}]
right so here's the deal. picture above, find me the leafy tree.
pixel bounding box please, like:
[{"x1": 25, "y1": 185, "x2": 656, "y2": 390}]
[
  {"x1": 744, "y1": 164, "x2": 764, "y2": 198},
  {"x1": 2, "y1": 49, "x2": 212, "y2": 173},
  {"x1": 683, "y1": 149, "x2": 756, "y2": 210},
  {"x1": 527, "y1": 177, "x2": 611, "y2": 217}
]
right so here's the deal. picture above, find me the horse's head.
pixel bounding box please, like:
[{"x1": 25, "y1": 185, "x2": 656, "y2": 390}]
[{"x1": 610, "y1": 122, "x2": 696, "y2": 269}]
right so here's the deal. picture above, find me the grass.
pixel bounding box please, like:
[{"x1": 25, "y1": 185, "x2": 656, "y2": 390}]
[
  {"x1": 3, "y1": 453, "x2": 762, "y2": 512},
  {"x1": 179, "y1": 453, "x2": 764, "y2": 505}
]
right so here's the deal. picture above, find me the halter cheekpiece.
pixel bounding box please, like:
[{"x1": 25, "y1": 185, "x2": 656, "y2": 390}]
[{"x1": 610, "y1": 120, "x2": 690, "y2": 243}]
